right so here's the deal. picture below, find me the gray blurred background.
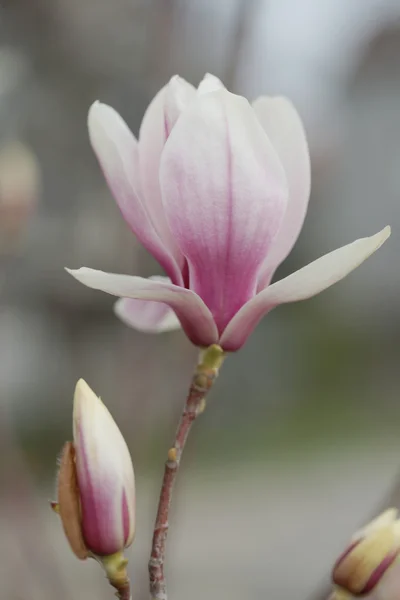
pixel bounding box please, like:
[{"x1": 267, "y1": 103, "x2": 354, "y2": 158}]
[{"x1": 0, "y1": 0, "x2": 400, "y2": 598}]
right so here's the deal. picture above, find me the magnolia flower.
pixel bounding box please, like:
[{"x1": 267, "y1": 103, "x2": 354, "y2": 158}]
[
  {"x1": 331, "y1": 509, "x2": 400, "y2": 599},
  {"x1": 67, "y1": 74, "x2": 390, "y2": 350},
  {"x1": 55, "y1": 379, "x2": 135, "y2": 558}
]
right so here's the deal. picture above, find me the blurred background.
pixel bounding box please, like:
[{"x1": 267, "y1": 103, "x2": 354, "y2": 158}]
[{"x1": 0, "y1": 0, "x2": 400, "y2": 598}]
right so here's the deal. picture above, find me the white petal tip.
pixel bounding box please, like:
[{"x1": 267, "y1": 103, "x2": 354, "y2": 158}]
[
  {"x1": 167, "y1": 74, "x2": 191, "y2": 94},
  {"x1": 381, "y1": 225, "x2": 391, "y2": 240},
  {"x1": 197, "y1": 73, "x2": 225, "y2": 94},
  {"x1": 87, "y1": 102, "x2": 124, "y2": 142},
  {"x1": 66, "y1": 267, "x2": 112, "y2": 293},
  {"x1": 86, "y1": 102, "x2": 135, "y2": 170},
  {"x1": 203, "y1": 72, "x2": 220, "y2": 81},
  {"x1": 168, "y1": 74, "x2": 182, "y2": 85},
  {"x1": 66, "y1": 266, "x2": 81, "y2": 280},
  {"x1": 74, "y1": 378, "x2": 100, "y2": 413},
  {"x1": 370, "y1": 225, "x2": 391, "y2": 251},
  {"x1": 87, "y1": 100, "x2": 104, "y2": 125},
  {"x1": 65, "y1": 267, "x2": 92, "y2": 284},
  {"x1": 74, "y1": 378, "x2": 92, "y2": 398},
  {"x1": 89, "y1": 99, "x2": 101, "y2": 109}
]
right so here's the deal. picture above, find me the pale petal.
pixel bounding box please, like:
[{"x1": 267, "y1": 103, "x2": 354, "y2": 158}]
[
  {"x1": 138, "y1": 78, "x2": 195, "y2": 263},
  {"x1": 88, "y1": 101, "x2": 182, "y2": 284},
  {"x1": 197, "y1": 73, "x2": 225, "y2": 94},
  {"x1": 67, "y1": 268, "x2": 218, "y2": 347},
  {"x1": 160, "y1": 88, "x2": 288, "y2": 334},
  {"x1": 165, "y1": 75, "x2": 196, "y2": 134},
  {"x1": 115, "y1": 297, "x2": 181, "y2": 333},
  {"x1": 253, "y1": 96, "x2": 311, "y2": 288},
  {"x1": 73, "y1": 379, "x2": 135, "y2": 554},
  {"x1": 114, "y1": 276, "x2": 181, "y2": 333},
  {"x1": 220, "y1": 227, "x2": 390, "y2": 351}
]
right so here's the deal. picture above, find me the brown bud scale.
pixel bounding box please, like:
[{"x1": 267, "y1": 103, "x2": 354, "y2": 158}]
[{"x1": 57, "y1": 441, "x2": 89, "y2": 559}]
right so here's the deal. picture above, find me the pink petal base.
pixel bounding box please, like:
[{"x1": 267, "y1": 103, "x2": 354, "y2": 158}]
[{"x1": 221, "y1": 227, "x2": 390, "y2": 351}]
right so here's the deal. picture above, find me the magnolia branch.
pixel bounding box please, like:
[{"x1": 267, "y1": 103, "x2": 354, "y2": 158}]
[
  {"x1": 112, "y1": 581, "x2": 131, "y2": 600},
  {"x1": 148, "y1": 344, "x2": 225, "y2": 600}
]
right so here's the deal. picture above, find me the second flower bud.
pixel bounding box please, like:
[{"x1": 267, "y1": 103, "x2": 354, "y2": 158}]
[{"x1": 53, "y1": 379, "x2": 135, "y2": 592}]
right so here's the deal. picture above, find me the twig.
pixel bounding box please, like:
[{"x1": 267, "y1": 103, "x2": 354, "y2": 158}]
[
  {"x1": 111, "y1": 580, "x2": 131, "y2": 600},
  {"x1": 148, "y1": 344, "x2": 225, "y2": 600}
]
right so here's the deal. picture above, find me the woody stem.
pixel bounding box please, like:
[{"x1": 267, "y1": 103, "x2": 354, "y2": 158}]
[
  {"x1": 114, "y1": 582, "x2": 131, "y2": 600},
  {"x1": 148, "y1": 344, "x2": 225, "y2": 600}
]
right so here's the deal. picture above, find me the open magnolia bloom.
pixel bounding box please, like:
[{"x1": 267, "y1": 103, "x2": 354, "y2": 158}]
[{"x1": 68, "y1": 73, "x2": 390, "y2": 351}]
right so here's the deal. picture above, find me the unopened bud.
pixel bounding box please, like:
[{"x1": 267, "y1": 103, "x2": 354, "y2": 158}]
[
  {"x1": 52, "y1": 379, "x2": 135, "y2": 563},
  {"x1": 332, "y1": 509, "x2": 400, "y2": 596},
  {"x1": 72, "y1": 379, "x2": 135, "y2": 556}
]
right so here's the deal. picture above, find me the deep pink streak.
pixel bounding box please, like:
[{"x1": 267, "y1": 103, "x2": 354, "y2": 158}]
[
  {"x1": 362, "y1": 550, "x2": 400, "y2": 594},
  {"x1": 77, "y1": 422, "x2": 121, "y2": 556}
]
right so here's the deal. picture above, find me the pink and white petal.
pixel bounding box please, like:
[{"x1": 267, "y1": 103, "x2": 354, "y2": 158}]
[
  {"x1": 197, "y1": 73, "x2": 225, "y2": 95},
  {"x1": 165, "y1": 76, "x2": 196, "y2": 134},
  {"x1": 114, "y1": 297, "x2": 181, "y2": 333},
  {"x1": 138, "y1": 79, "x2": 194, "y2": 263},
  {"x1": 88, "y1": 102, "x2": 182, "y2": 285},
  {"x1": 113, "y1": 275, "x2": 181, "y2": 333},
  {"x1": 160, "y1": 88, "x2": 288, "y2": 334},
  {"x1": 253, "y1": 96, "x2": 311, "y2": 289},
  {"x1": 74, "y1": 419, "x2": 126, "y2": 555},
  {"x1": 67, "y1": 267, "x2": 217, "y2": 347},
  {"x1": 220, "y1": 227, "x2": 390, "y2": 351},
  {"x1": 73, "y1": 380, "x2": 135, "y2": 555},
  {"x1": 138, "y1": 87, "x2": 176, "y2": 253}
]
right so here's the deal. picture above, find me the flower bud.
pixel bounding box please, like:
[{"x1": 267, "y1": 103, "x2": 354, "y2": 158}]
[
  {"x1": 332, "y1": 509, "x2": 400, "y2": 596},
  {"x1": 53, "y1": 379, "x2": 135, "y2": 559}
]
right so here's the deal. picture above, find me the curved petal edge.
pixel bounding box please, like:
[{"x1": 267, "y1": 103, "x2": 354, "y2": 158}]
[
  {"x1": 220, "y1": 226, "x2": 390, "y2": 351},
  {"x1": 114, "y1": 297, "x2": 181, "y2": 333},
  {"x1": 253, "y1": 96, "x2": 311, "y2": 288},
  {"x1": 88, "y1": 101, "x2": 182, "y2": 284},
  {"x1": 67, "y1": 267, "x2": 217, "y2": 347}
]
